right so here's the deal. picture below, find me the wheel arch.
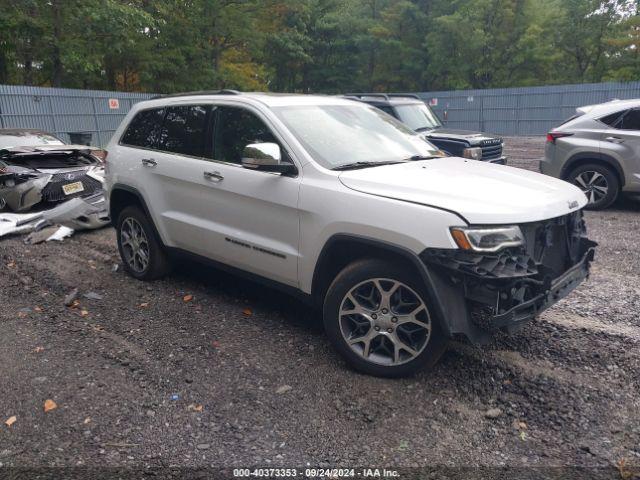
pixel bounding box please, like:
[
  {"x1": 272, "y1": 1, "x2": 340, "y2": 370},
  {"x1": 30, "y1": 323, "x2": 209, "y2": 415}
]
[
  {"x1": 310, "y1": 234, "x2": 450, "y2": 335},
  {"x1": 109, "y1": 184, "x2": 153, "y2": 226},
  {"x1": 561, "y1": 152, "x2": 625, "y2": 187},
  {"x1": 109, "y1": 184, "x2": 165, "y2": 246}
]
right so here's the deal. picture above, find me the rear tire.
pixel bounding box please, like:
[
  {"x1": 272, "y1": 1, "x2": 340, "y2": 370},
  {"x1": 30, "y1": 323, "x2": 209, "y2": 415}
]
[
  {"x1": 567, "y1": 163, "x2": 619, "y2": 210},
  {"x1": 323, "y1": 259, "x2": 448, "y2": 378},
  {"x1": 116, "y1": 206, "x2": 171, "y2": 280}
]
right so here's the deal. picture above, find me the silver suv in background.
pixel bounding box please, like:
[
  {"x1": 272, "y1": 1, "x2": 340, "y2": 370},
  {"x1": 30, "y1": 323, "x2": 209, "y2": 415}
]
[{"x1": 541, "y1": 99, "x2": 640, "y2": 210}]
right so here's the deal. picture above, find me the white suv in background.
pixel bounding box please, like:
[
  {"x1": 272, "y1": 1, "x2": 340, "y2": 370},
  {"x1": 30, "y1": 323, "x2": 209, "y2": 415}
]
[{"x1": 105, "y1": 91, "x2": 596, "y2": 377}]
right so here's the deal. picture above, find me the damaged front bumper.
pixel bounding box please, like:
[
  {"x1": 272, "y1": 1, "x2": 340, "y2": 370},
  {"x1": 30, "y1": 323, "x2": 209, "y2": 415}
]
[
  {"x1": 483, "y1": 243, "x2": 594, "y2": 329},
  {"x1": 420, "y1": 215, "x2": 597, "y2": 344}
]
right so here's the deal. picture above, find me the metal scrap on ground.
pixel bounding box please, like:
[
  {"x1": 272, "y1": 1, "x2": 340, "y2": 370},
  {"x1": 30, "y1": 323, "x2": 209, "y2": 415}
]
[{"x1": 0, "y1": 193, "x2": 109, "y2": 242}]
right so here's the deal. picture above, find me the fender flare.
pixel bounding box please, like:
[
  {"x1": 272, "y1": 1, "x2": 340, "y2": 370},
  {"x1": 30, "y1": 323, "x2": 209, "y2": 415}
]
[
  {"x1": 561, "y1": 152, "x2": 626, "y2": 186},
  {"x1": 109, "y1": 184, "x2": 166, "y2": 246},
  {"x1": 109, "y1": 183, "x2": 153, "y2": 220},
  {"x1": 311, "y1": 233, "x2": 452, "y2": 336}
]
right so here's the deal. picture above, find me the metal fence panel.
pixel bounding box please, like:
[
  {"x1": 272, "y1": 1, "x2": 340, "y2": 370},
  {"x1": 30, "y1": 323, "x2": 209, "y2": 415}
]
[
  {"x1": 417, "y1": 81, "x2": 640, "y2": 135},
  {"x1": 0, "y1": 84, "x2": 154, "y2": 146},
  {"x1": 4, "y1": 81, "x2": 640, "y2": 141}
]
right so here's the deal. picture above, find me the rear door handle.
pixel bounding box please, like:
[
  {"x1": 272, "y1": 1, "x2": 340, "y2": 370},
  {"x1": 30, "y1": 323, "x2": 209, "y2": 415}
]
[
  {"x1": 605, "y1": 136, "x2": 624, "y2": 143},
  {"x1": 141, "y1": 158, "x2": 157, "y2": 167},
  {"x1": 204, "y1": 171, "x2": 224, "y2": 182}
]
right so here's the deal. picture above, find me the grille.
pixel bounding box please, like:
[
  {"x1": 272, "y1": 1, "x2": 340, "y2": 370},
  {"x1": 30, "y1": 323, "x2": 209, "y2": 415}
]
[
  {"x1": 520, "y1": 211, "x2": 585, "y2": 277},
  {"x1": 41, "y1": 171, "x2": 102, "y2": 203},
  {"x1": 480, "y1": 141, "x2": 503, "y2": 160}
]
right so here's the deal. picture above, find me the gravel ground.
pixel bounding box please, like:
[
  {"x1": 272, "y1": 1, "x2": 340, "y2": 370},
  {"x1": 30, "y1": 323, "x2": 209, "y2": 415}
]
[{"x1": 0, "y1": 137, "x2": 639, "y2": 478}]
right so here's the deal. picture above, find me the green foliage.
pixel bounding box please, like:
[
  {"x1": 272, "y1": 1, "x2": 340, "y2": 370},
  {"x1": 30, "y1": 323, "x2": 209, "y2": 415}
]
[{"x1": 0, "y1": 0, "x2": 637, "y2": 92}]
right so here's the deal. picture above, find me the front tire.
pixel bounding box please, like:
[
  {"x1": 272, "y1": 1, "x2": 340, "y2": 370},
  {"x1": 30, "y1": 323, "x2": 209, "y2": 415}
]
[
  {"x1": 116, "y1": 206, "x2": 171, "y2": 280},
  {"x1": 323, "y1": 259, "x2": 447, "y2": 377},
  {"x1": 567, "y1": 163, "x2": 619, "y2": 210}
]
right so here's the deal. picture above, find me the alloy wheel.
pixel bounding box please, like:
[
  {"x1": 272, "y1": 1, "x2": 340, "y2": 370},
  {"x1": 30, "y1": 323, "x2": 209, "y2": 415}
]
[
  {"x1": 339, "y1": 278, "x2": 431, "y2": 366},
  {"x1": 120, "y1": 217, "x2": 150, "y2": 273},
  {"x1": 573, "y1": 170, "x2": 609, "y2": 205}
]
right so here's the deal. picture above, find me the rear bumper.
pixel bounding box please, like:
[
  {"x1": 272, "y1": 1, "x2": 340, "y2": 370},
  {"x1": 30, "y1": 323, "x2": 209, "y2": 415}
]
[{"x1": 420, "y1": 235, "x2": 596, "y2": 343}]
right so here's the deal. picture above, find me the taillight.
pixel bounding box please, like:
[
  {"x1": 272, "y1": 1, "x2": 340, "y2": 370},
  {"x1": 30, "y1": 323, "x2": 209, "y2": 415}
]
[{"x1": 546, "y1": 131, "x2": 573, "y2": 144}]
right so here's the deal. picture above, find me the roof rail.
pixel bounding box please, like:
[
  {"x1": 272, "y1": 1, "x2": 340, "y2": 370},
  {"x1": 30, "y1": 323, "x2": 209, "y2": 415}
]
[
  {"x1": 343, "y1": 93, "x2": 423, "y2": 102},
  {"x1": 344, "y1": 93, "x2": 390, "y2": 100},
  {"x1": 387, "y1": 93, "x2": 421, "y2": 100},
  {"x1": 150, "y1": 89, "x2": 241, "y2": 100}
]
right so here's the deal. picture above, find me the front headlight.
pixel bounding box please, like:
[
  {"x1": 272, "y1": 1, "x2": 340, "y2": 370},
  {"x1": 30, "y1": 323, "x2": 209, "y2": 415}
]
[
  {"x1": 462, "y1": 147, "x2": 482, "y2": 160},
  {"x1": 450, "y1": 226, "x2": 524, "y2": 252}
]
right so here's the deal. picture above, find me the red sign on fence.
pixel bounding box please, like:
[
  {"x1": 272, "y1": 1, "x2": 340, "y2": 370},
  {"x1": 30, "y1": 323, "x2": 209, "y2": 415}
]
[{"x1": 108, "y1": 98, "x2": 120, "y2": 110}]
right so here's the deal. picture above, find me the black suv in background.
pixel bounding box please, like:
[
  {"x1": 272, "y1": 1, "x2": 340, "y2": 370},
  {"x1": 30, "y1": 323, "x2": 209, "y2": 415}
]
[{"x1": 345, "y1": 93, "x2": 507, "y2": 164}]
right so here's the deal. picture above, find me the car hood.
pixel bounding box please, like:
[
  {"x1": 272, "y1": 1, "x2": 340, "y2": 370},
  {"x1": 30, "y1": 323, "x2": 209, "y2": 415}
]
[
  {"x1": 338, "y1": 157, "x2": 588, "y2": 224},
  {"x1": 0, "y1": 144, "x2": 100, "y2": 155},
  {"x1": 422, "y1": 128, "x2": 500, "y2": 145}
]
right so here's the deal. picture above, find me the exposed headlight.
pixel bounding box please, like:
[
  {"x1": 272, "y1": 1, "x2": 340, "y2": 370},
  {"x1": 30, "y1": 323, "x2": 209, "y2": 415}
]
[
  {"x1": 462, "y1": 147, "x2": 482, "y2": 160},
  {"x1": 450, "y1": 226, "x2": 524, "y2": 252}
]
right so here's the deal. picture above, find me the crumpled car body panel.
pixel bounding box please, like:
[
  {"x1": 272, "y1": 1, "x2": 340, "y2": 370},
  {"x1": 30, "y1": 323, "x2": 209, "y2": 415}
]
[
  {"x1": 40, "y1": 192, "x2": 110, "y2": 230},
  {"x1": 0, "y1": 192, "x2": 109, "y2": 240},
  {"x1": 0, "y1": 174, "x2": 52, "y2": 212}
]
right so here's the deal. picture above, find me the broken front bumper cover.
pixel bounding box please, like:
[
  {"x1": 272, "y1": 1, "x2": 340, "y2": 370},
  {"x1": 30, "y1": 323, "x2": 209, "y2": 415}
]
[
  {"x1": 420, "y1": 237, "x2": 597, "y2": 343},
  {"x1": 487, "y1": 245, "x2": 594, "y2": 329}
]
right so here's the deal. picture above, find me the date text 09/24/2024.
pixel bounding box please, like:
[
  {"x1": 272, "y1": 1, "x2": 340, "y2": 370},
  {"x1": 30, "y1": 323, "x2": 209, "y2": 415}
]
[{"x1": 233, "y1": 468, "x2": 400, "y2": 478}]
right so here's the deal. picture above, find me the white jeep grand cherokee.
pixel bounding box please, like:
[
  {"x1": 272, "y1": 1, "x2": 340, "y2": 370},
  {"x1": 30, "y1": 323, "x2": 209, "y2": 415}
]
[{"x1": 105, "y1": 91, "x2": 596, "y2": 377}]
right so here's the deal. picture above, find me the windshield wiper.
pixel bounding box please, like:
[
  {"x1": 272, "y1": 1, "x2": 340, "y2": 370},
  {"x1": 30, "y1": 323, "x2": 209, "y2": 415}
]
[
  {"x1": 331, "y1": 160, "x2": 407, "y2": 171},
  {"x1": 404, "y1": 154, "x2": 440, "y2": 161}
]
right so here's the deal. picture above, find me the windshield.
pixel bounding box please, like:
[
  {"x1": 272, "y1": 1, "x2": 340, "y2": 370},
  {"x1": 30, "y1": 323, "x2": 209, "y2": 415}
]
[
  {"x1": 394, "y1": 103, "x2": 442, "y2": 131},
  {"x1": 273, "y1": 104, "x2": 442, "y2": 169},
  {"x1": 0, "y1": 132, "x2": 64, "y2": 149}
]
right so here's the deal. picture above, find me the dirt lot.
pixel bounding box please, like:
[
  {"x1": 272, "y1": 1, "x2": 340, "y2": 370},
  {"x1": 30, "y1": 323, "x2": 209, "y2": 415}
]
[{"x1": 1, "y1": 137, "x2": 639, "y2": 477}]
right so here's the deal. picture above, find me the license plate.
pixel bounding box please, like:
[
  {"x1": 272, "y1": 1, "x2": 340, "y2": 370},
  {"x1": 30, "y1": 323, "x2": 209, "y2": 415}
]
[{"x1": 62, "y1": 181, "x2": 84, "y2": 195}]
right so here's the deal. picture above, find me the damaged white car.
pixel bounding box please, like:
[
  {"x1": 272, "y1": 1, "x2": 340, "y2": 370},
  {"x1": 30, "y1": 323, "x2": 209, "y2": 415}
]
[
  {"x1": 0, "y1": 129, "x2": 110, "y2": 238},
  {"x1": 0, "y1": 130, "x2": 106, "y2": 212}
]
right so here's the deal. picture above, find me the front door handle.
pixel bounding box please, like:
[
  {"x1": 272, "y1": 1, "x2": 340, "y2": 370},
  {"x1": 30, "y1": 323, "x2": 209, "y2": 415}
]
[
  {"x1": 141, "y1": 158, "x2": 157, "y2": 167},
  {"x1": 605, "y1": 136, "x2": 624, "y2": 143},
  {"x1": 204, "y1": 171, "x2": 224, "y2": 182}
]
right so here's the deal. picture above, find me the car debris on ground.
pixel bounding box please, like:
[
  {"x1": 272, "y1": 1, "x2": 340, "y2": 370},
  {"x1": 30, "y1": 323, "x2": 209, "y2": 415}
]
[{"x1": 0, "y1": 193, "x2": 109, "y2": 242}]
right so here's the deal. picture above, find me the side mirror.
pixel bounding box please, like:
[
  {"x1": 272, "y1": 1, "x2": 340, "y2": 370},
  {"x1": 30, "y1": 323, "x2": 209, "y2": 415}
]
[{"x1": 241, "y1": 143, "x2": 295, "y2": 174}]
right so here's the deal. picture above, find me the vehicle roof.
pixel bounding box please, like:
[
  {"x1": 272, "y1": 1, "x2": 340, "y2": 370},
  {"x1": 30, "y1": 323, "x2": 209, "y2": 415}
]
[
  {"x1": 142, "y1": 91, "x2": 361, "y2": 108},
  {"x1": 578, "y1": 98, "x2": 640, "y2": 117}
]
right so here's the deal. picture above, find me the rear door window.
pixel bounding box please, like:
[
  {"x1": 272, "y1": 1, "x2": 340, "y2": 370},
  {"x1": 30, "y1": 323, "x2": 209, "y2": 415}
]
[
  {"x1": 121, "y1": 108, "x2": 165, "y2": 148},
  {"x1": 158, "y1": 105, "x2": 212, "y2": 158},
  {"x1": 599, "y1": 110, "x2": 626, "y2": 128},
  {"x1": 617, "y1": 109, "x2": 640, "y2": 131}
]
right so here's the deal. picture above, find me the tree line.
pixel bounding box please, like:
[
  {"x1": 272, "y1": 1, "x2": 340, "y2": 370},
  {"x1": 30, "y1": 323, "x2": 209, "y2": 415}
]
[{"x1": 0, "y1": 0, "x2": 639, "y2": 94}]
